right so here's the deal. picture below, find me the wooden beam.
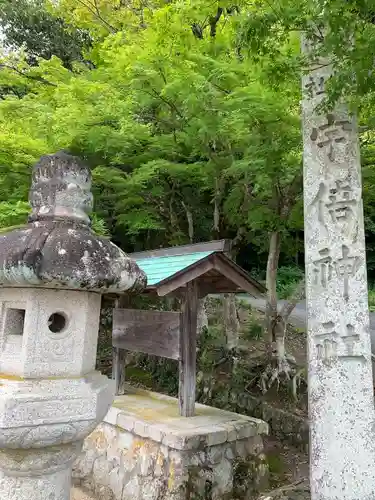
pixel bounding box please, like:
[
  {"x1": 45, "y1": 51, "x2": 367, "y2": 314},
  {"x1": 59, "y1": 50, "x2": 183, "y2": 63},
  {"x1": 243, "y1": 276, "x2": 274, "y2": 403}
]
[
  {"x1": 113, "y1": 347, "x2": 127, "y2": 396},
  {"x1": 212, "y1": 255, "x2": 266, "y2": 296},
  {"x1": 197, "y1": 275, "x2": 240, "y2": 290},
  {"x1": 179, "y1": 280, "x2": 198, "y2": 417},
  {"x1": 156, "y1": 253, "x2": 265, "y2": 297},
  {"x1": 113, "y1": 309, "x2": 181, "y2": 360},
  {"x1": 130, "y1": 239, "x2": 231, "y2": 260},
  {"x1": 198, "y1": 283, "x2": 212, "y2": 298},
  {"x1": 156, "y1": 258, "x2": 214, "y2": 296}
]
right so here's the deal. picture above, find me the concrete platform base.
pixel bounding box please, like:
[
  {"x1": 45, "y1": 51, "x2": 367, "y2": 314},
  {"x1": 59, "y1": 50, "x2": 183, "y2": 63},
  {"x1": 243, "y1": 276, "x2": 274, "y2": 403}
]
[{"x1": 73, "y1": 385, "x2": 268, "y2": 500}]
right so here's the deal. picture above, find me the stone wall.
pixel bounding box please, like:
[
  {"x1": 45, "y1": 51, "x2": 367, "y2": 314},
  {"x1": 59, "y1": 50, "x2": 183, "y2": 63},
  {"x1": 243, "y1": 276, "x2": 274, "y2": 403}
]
[
  {"x1": 234, "y1": 395, "x2": 308, "y2": 452},
  {"x1": 72, "y1": 390, "x2": 269, "y2": 500},
  {"x1": 197, "y1": 379, "x2": 309, "y2": 452}
]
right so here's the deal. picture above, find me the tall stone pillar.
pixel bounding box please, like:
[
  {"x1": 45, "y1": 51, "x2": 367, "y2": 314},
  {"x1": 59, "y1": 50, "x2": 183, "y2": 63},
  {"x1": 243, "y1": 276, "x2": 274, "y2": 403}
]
[
  {"x1": 0, "y1": 152, "x2": 146, "y2": 500},
  {"x1": 302, "y1": 36, "x2": 375, "y2": 500}
]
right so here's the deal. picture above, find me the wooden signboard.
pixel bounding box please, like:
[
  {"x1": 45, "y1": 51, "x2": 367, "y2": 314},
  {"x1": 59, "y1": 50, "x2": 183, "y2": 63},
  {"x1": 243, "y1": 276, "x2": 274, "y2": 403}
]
[
  {"x1": 112, "y1": 309, "x2": 181, "y2": 360},
  {"x1": 112, "y1": 299, "x2": 198, "y2": 417}
]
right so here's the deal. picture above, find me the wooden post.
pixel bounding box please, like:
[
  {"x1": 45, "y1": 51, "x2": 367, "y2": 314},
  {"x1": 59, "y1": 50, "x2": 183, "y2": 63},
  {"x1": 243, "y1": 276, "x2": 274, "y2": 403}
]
[
  {"x1": 112, "y1": 346, "x2": 127, "y2": 395},
  {"x1": 112, "y1": 295, "x2": 130, "y2": 396},
  {"x1": 179, "y1": 280, "x2": 198, "y2": 417}
]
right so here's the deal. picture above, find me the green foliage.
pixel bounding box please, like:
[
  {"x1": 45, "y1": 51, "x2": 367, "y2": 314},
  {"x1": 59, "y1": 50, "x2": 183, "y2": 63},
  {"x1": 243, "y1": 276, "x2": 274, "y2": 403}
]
[
  {"x1": 276, "y1": 266, "x2": 305, "y2": 299},
  {"x1": 368, "y1": 289, "x2": 375, "y2": 312},
  {"x1": 0, "y1": 0, "x2": 304, "y2": 261},
  {"x1": 243, "y1": 319, "x2": 263, "y2": 342},
  {"x1": 198, "y1": 324, "x2": 229, "y2": 374},
  {"x1": 90, "y1": 213, "x2": 110, "y2": 237},
  {"x1": 361, "y1": 135, "x2": 375, "y2": 276},
  {"x1": 250, "y1": 265, "x2": 304, "y2": 299},
  {"x1": 237, "y1": 0, "x2": 375, "y2": 116},
  {"x1": 266, "y1": 453, "x2": 285, "y2": 475},
  {"x1": 136, "y1": 355, "x2": 179, "y2": 396},
  {"x1": 1, "y1": 0, "x2": 375, "y2": 280},
  {"x1": 0, "y1": 0, "x2": 92, "y2": 70},
  {"x1": 0, "y1": 201, "x2": 30, "y2": 230}
]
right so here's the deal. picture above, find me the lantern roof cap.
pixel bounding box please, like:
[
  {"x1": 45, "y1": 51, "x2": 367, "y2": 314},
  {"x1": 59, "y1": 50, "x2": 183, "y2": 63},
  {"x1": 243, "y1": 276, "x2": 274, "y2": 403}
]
[{"x1": 0, "y1": 151, "x2": 146, "y2": 293}]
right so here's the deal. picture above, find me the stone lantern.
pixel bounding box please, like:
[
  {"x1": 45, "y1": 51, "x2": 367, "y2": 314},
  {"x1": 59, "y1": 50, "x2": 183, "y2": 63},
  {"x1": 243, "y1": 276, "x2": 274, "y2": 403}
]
[{"x1": 0, "y1": 152, "x2": 146, "y2": 500}]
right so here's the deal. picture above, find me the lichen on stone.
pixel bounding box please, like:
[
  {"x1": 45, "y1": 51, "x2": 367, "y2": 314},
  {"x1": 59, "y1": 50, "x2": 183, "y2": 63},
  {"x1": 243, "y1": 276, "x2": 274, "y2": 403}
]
[{"x1": 0, "y1": 151, "x2": 146, "y2": 293}]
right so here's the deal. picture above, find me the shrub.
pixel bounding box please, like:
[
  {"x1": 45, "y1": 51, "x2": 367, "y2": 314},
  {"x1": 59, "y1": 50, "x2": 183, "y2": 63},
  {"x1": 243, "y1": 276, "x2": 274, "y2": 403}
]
[
  {"x1": 250, "y1": 265, "x2": 304, "y2": 299},
  {"x1": 368, "y1": 288, "x2": 375, "y2": 312},
  {"x1": 276, "y1": 266, "x2": 304, "y2": 299}
]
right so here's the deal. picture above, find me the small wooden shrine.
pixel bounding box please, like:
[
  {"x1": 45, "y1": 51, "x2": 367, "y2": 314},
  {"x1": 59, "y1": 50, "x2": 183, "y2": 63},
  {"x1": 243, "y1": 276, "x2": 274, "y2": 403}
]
[{"x1": 112, "y1": 240, "x2": 266, "y2": 416}]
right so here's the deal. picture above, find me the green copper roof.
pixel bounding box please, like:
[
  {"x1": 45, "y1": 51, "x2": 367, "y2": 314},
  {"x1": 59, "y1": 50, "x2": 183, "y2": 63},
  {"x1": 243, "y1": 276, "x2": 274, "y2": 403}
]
[{"x1": 134, "y1": 251, "x2": 214, "y2": 286}]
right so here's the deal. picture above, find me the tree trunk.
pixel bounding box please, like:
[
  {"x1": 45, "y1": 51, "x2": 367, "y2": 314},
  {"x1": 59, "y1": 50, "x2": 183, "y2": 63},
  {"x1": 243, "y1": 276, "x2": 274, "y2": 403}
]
[
  {"x1": 295, "y1": 233, "x2": 299, "y2": 266},
  {"x1": 265, "y1": 231, "x2": 281, "y2": 354},
  {"x1": 223, "y1": 244, "x2": 242, "y2": 350},
  {"x1": 261, "y1": 230, "x2": 306, "y2": 391},
  {"x1": 223, "y1": 293, "x2": 240, "y2": 349},
  {"x1": 182, "y1": 201, "x2": 194, "y2": 243},
  {"x1": 262, "y1": 230, "x2": 293, "y2": 390},
  {"x1": 213, "y1": 176, "x2": 220, "y2": 236},
  {"x1": 197, "y1": 297, "x2": 208, "y2": 336}
]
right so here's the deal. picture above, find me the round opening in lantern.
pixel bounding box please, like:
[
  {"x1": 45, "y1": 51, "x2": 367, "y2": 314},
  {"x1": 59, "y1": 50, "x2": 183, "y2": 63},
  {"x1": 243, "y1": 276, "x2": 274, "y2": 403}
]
[{"x1": 48, "y1": 312, "x2": 67, "y2": 333}]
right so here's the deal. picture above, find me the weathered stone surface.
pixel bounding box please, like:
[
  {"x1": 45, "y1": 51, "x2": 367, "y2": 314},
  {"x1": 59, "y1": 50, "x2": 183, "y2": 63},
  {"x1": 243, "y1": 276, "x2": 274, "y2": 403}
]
[
  {"x1": 302, "y1": 35, "x2": 375, "y2": 500},
  {"x1": 0, "y1": 288, "x2": 103, "y2": 377},
  {"x1": 0, "y1": 374, "x2": 114, "y2": 449},
  {"x1": 212, "y1": 457, "x2": 233, "y2": 499},
  {"x1": 197, "y1": 376, "x2": 309, "y2": 451},
  {"x1": 71, "y1": 487, "x2": 97, "y2": 500},
  {"x1": 109, "y1": 386, "x2": 268, "y2": 450},
  {"x1": 0, "y1": 151, "x2": 146, "y2": 293},
  {"x1": 73, "y1": 392, "x2": 269, "y2": 500},
  {"x1": 0, "y1": 442, "x2": 80, "y2": 500}
]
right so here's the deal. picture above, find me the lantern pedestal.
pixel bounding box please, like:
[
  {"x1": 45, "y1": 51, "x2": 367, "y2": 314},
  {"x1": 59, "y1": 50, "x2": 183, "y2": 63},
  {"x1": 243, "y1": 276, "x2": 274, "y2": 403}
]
[
  {"x1": 0, "y1": 373, "x2": 114, "y2": 500},
  {"x1": 0, "y1": 443, "x2": 80, "y2": 500}
]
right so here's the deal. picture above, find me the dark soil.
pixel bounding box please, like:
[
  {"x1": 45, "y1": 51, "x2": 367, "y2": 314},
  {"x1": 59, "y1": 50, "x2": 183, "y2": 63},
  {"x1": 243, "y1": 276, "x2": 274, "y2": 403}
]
[{"x1": 259, "y1": 436, "x2": 309, "y2": 500}]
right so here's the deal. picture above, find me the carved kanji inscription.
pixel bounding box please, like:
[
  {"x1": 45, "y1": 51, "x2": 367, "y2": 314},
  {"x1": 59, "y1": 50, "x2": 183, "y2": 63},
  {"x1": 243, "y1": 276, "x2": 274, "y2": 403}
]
[
  {"x1": 305, "y1": 75, "x2": 325, "y2": 98},
  {"x1": 315, "y1": 322, "x2": 363, "y2": 364},
  {"x1": 312, "y1": 245, "x2": 362, "y2": 300},
  {"x1": 312, "y1": 179, "x2": 359, "y2": 239},
  {"x1": 312, "y1": 248, "x2": 333, "y2": 288},
  {"x1": 336, "y1": 245, "x2": 361, "y2": 301},
  {"x1": 302, "y1": 31, "x2": 375, "y2": 498},
  {"x1": 326, "y1": 180, "x2": 357, "y2": 223},
  {"x1": 310, "y1": 113, "x2": 352, "y2": 162}
]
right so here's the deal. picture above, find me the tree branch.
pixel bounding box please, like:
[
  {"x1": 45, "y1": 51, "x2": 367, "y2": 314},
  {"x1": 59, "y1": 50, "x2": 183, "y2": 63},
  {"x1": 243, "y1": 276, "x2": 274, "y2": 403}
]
[
  {"x1": 232, "y1": 226, "x2": 246, "y2": 251},
  {"x1": 282, "y1": 171, "x2": 302, "y2": 217},
  {"x1": 144, "y1": 88, "x2": 185, "y2": 120},
  {"x1": 76, "y1": 0, "x2": 118, "y2": 33},
  {"x1": 213, "y1": 176, "x2": 221, "y2": 235},
  {"x1": 279, "y1": 277, "x2": 306, "y2": 322},
  {"x1": 209, "y1": 80, "x2": 231, "y2": 94},
  {"x1": 0, "y1": 64, "x2": 57, "y2": 87},
  {"x1": 181, "y1": 201, "x2": 194, "y2": 242},
  {"x1": 209, "y1": 7, "x2": 224, "y2": 37}
]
